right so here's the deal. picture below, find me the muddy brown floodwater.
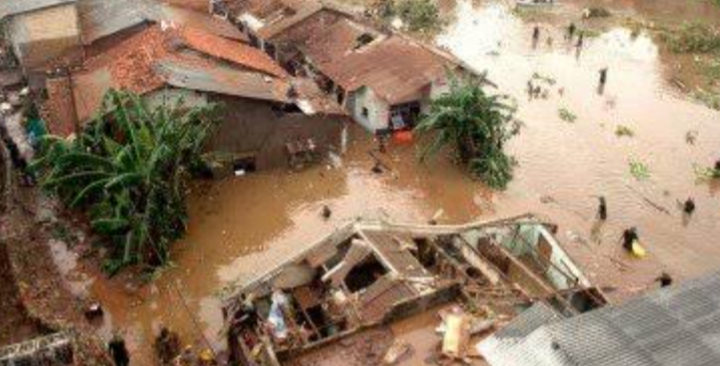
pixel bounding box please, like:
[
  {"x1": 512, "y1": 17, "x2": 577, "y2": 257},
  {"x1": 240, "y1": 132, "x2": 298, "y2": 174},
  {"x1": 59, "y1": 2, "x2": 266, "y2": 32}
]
[{"x1": 52, "y1": 0, "x2": 720, "y2": 364}]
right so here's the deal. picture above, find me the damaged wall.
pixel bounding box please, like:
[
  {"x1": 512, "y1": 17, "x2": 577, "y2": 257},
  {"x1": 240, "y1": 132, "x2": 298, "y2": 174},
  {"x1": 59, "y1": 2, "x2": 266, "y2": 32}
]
[
  {"x1": 7, "y1": 4, "x2": 82, "y2": 70},
  {"x1": 209, "y1": 94, "x2": 343, "y2": 170}
]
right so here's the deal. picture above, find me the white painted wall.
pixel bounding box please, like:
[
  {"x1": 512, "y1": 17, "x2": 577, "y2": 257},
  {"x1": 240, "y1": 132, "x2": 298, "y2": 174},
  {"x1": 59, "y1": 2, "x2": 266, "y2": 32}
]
[{"x1": 347, "y1": 87, "x2": 390, "y2": 133}]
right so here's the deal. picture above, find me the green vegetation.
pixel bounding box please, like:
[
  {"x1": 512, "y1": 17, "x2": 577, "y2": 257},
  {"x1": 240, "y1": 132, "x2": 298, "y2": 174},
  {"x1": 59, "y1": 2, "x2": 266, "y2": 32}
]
[
  {"x1": 558, "y1": 108, "x2": 577, "y2": 123},
  {"x1": 377, "y1": 0, "x2": 442, "y2": 33},
  {"x1": 415, "y1": 76, "x2": 520, "y2": 190},
  {"x1": 629, "y1": 160, "x2": 651, "y2": 180},
  {"x1": 32, "y1": 90, "x2": 218, "y2": 274},
  {"x1": 693, "y1": 89, "x2": 720, "y2": 110},
  {"x1": 661, "y1": 22, "x2": 720, "y2": 54},
  {"x1": 615, "y1": 125, "x2": 635, "y2": 138}
]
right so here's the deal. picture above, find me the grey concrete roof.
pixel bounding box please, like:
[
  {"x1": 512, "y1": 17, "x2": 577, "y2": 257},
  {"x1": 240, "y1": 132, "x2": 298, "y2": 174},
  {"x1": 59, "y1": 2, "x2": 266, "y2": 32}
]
[
  {"x1": 0, "y1": 0, "x2": 76, "y2": 19},
  {"x1": 479, "y1": 270, "x2": 720, "y2": 366},
  {"x1": 77, "y1": 0, "x2": 157, "y2": 44}
]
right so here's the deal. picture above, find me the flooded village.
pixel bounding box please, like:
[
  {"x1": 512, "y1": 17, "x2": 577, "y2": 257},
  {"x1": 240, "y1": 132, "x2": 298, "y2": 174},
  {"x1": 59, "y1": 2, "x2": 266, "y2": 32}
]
[{"x1": 1, "y1": 0, "x2": 720, "y2": 365}]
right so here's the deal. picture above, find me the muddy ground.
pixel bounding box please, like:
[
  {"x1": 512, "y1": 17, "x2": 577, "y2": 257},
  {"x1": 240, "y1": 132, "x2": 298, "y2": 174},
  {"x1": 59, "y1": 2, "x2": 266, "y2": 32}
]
[
  {"x1": 0, "y1": 161, "x2": 112, "y2": 364},
  {"x1": 2, "y1": 0, "x2": 719, "y2": 365}
]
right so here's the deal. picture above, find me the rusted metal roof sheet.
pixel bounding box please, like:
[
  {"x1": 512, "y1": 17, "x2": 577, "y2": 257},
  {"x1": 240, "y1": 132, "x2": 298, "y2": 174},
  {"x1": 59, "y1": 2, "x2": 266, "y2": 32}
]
[
  {"x1": 359, "y1": 275, "x2": 417, "y2": 324},
  {"x1": 304, "y1": 21, "x2": 449, "y2": 105},
  {"x1": 479, "y1": 270, "x2": 720, "y2": 366},
  {"x1": 156, "y1": 60, "x2": 289, "y2": 102},
  {"x1": 360, "y1": 230, "x2": 429, "y2": 279},
  {"x1": 0, "y1": 0, "x2": 76, "y2": 19},
  {"x1": 256, "y1": 1, "x2": 323, "y2": 40}
]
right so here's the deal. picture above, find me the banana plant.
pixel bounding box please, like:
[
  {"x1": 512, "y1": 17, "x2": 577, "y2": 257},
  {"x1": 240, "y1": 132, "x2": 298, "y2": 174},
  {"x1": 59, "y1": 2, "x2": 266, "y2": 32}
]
[
  {"x1": 415, "y1": 75, "x2": 520, "y2": 189},
  {"x1": 33, "y1": 89, "x2": 218, "y2": 274}
]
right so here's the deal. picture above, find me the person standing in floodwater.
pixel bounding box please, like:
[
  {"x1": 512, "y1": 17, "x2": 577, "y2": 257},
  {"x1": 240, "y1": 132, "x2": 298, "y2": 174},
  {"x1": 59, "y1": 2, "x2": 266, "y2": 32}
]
[
  {"x1": 622, "y1": 227, "x2": 639, "y2": 252},
  {"x1": 567, "y1": 23, "x2": 577, "y2": 40},
  {"x1": 576, "y1": 33, "x2": 584, "y2": 49},
  {"x1": 598, "y1": 196, "x2": 608, "y2": 220},
  {"x1": 599, "y1": 68, "x2": 608, "y2": 86},
  {"x1": 109, "y1": 333, "x2": 130, "y2": 366}
]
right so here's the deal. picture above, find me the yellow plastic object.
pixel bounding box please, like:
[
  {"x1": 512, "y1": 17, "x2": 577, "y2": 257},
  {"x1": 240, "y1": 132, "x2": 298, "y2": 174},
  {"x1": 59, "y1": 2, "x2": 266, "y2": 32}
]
[{"x1": 631, "y1": 241, "x2": 647, "y2": 258}]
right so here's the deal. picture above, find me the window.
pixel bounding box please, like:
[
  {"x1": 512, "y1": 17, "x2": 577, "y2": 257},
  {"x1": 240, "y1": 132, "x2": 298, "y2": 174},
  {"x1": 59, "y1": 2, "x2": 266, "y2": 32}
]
[
  {"x1": 354, "y1": 33, "x2": 375, "y2": 50},
  {"x1": 361, "y1": 107, "x2": 369, "y2": 118}
]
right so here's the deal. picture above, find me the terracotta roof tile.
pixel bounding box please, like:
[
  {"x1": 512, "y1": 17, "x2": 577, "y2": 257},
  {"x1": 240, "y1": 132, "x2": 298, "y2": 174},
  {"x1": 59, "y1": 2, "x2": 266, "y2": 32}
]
[
  {"x1": 178, "y1": 26, "x2": 288, "y2": 78},
  {"x1": 45, "y1": 24, "x2": 291, "y2": 137}
]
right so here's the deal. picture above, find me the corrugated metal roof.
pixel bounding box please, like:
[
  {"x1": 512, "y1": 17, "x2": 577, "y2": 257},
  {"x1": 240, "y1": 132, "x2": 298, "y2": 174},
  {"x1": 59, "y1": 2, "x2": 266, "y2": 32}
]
[
  {"x1": 360, "y1": 230, "x2": 430, "y2": 279},
  {"x1": 479, "y1": 271, "x2": 720, "y2": 366},
  {"x1": 156, "y1": 60, "x2": 289, "y2": 102},
  {"x1": 0, "y1": 0, "x2": 75, "y2": 19},
  {"x1": 303, "y1": 21, "x2": 450, "y2": 105},
  {"x1": 359, "y1": 275, "x2": 417, "y2": 324}
]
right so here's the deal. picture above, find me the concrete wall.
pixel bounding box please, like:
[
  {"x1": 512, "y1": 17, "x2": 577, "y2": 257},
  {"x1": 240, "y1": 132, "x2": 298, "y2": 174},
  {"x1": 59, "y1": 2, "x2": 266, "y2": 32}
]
[
  {"x1": 8, "y1": 4, "x2": 81, "y2": 70},
  {"x1": 209, "y1": 95, "x2": 343, "y2": 171},
  {"x1": 145, "y1": 88, "x2": 210, "y2": 110},
  {"x1": 346, "y1": 87, "x2": 390, "y2": 133}
]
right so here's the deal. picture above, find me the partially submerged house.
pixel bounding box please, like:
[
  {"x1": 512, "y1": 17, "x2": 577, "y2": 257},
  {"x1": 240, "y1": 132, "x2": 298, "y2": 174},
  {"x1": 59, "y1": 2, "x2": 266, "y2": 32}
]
[
  {"x1": 479, "y1": 270, "x2": 720, "y2": 366},
  {"x1": 221, "y1": 215, "x2": 605, "y2": 366},
  {"x1": 299, "y1": 20, "x2": 456, "y2": 133},
  {"x1": 0, "y1": 0, "x2": 82, "y2": 72},
  {"x1": 221, "y1": 0, "x2": 461, "y2": 133},
  {"x1": 44, "y1": 24, "x2": 344, "y2": 171}
]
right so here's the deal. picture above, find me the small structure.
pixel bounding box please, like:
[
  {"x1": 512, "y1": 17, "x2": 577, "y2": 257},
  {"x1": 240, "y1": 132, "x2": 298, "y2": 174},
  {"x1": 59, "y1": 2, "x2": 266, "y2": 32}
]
[
  {"x1": 0, "y1": 0, "x2": 82, "y2": 72},
  {"x1": 221, "y1": 214, "x2": 604, "y2": 366},
  {"x1": 43, "y1": 24, "x2": 344, "y2": 172},
  {"x1": 0, "y1": 332, "x2": 74, "y2": 366},
  {"x1": 299, "y1": 20, "x2": 457, "y2": 133},
  {"x1": 221, "y1": 0, "x2": 461, "y2": 134},
  {"x1": 479, "y1": 270, "x2": 720, "y2": 366}
]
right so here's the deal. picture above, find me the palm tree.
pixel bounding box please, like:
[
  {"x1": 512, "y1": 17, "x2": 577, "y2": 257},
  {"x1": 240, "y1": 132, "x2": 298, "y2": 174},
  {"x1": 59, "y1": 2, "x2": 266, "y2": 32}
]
[
  {"x1": 415, "y1": 75, "x2": 520, "y2": 189},
  {"x1": 33, "y1": 90, "x2": 218, "y2": 274}
]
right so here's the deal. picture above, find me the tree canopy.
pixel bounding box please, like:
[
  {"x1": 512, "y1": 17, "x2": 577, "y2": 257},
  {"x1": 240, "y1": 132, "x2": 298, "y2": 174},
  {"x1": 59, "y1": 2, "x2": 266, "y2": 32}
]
[
  {"x1": 415, "y1": 76, "x2": 520, "y2": 189},
  {"x1": 33, "y1": 90, "x2": 218, "y2": 274}
]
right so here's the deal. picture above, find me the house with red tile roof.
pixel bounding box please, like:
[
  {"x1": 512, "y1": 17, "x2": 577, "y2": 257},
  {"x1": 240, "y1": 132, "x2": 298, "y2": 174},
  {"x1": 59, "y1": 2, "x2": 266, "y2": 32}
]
[{"x1": 44, "y1": 24, "x2": 345, "y2": 172}]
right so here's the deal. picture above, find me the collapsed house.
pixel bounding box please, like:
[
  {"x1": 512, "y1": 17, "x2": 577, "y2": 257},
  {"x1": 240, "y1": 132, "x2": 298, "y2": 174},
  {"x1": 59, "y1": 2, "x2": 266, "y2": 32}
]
[
  {"x1": 43, "y1": 24, "x2": 344, "y2": 172},
  {"x1": 221, "y1": 0, "x2": 462, "y2": 133},
  {"x1": 478, "y1": 270, "x2": 720, "y2": 366},
  {"x1": 221, "y1": 215, "x2": 606, "y2": 366}
]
